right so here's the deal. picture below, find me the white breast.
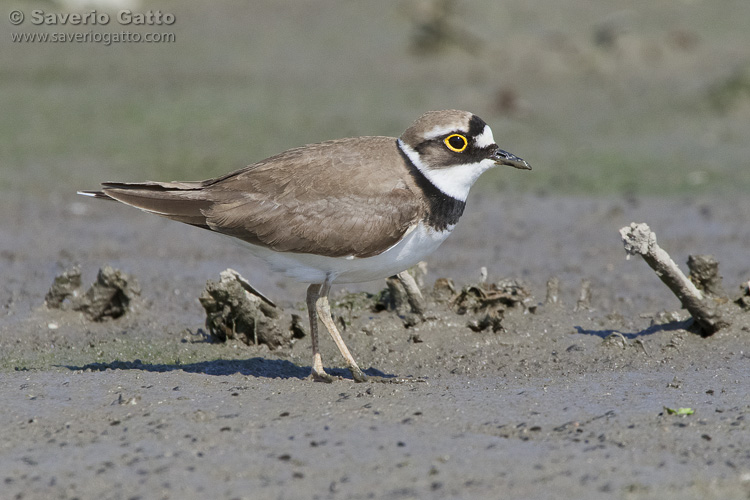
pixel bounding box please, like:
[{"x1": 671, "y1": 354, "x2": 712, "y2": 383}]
[{"x1": 234, "y1": 222, "x2": 454, "y2": 284}]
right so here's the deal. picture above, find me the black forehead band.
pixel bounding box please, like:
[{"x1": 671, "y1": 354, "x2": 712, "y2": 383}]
[
  {"x1": 414, "y1": 114, "x2": 490, "y2": 156},
  {"x1": 467, "y1": 115, "x2": 487, "y2": 138}
]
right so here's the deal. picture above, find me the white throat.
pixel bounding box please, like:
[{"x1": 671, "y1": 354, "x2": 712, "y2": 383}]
[{"x1": 397, "y1": 139, "x2": 495, "y2": 202}]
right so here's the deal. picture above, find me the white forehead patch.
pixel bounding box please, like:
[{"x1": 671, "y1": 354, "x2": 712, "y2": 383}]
[
  {"x1": 424, "y1": 124, "x2": 465, "y2": 141},
  {"x1": 474, "y1": 124, "x2": 496, "y2": 149},
  {"x1": 424, "y1": 123, "x2": 496, "y2": 150}
]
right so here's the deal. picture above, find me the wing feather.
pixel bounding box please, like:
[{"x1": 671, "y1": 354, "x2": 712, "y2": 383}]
[
  {"x1": 89, "y1": 137, "x2": 424, "y2": 258},
  {"x1": 202, "y1": 137, "x2": 423, "y2": 257}
]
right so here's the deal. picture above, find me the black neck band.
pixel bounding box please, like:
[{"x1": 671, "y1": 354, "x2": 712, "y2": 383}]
[{"x1": 397, "y1": 140, "x2": 466, "y2": 231}]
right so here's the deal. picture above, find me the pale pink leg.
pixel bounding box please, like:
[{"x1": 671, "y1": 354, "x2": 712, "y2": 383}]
[
  {"x1": 316, "y1": 280, "x2": 368, "y2": 382},
  {"x1": 306, "y1": 284, "x2": 334, "y2": 382}
]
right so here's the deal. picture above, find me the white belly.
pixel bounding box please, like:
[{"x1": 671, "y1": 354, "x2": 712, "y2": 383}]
[{"x1": 235, "y1": 222, "x2": 453, "y2": 284}]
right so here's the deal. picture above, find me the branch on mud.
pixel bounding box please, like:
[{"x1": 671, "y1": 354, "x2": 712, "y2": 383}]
[
  {"x1": 396, "y1": 270, "x2": 427, "y2": 319},
  {"x1": 619, "y1": 222, "x2": 729, "y2": 336},
  {"x1": 545, "y1": 276, "x2": 561, "y2": 306},
  {"x1": 575, "y1": 279, "x2": 592, "y2": 311}
]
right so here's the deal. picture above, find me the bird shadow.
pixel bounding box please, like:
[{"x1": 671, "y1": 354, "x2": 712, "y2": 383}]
[
  {"x1": 60, "y1": 357, "x2": 394, "y2": 381},
  {"x1": 574, "y1": 319, "x2": 693, "y2": 340}
]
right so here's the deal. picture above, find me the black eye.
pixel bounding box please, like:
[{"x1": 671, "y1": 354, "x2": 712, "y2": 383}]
[{"x1": 444, "y1": 134, "x2": 468, "y2": 153}]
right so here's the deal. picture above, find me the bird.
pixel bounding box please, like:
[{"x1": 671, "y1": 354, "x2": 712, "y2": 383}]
[{"x1": 79, "y1": 109, "x2": 530, "y2": 382}]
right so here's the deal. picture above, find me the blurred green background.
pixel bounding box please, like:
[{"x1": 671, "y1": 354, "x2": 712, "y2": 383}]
[{"x1": 2, "y1": 0, "x2": 749, "y2": 198}]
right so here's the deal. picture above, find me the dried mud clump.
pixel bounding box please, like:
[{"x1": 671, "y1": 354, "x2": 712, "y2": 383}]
[
  {"x1": 736, "y1": 281, "x2": 750, "y2": 311},
  {"x1": 45, "y1": 266, "x2": 83, "y2": 308},
  {"x1": 199, "y1": 269, "x2": 305, "y2": 349},
  {"x1": 687, "y1": 254, "x2": 727, "y2": 298},
  {"x1": 78, "y1": 266, "x2": 141, "y2": 321},
  {"x1": 371, "y1": 274, "x2": 426, "y2": 327},
  {"x1": 45, "y1": 265, "x2": 140, "y2": 321},
  {"x1": 432, "y1": 278, "x2": 457, "y2": 303},
  {"x1": 452, "y1": 279, "x2": 532, "y2": 333},
  {"x1": 328, "y1": 274, "x2": 533, "y2": 335}
]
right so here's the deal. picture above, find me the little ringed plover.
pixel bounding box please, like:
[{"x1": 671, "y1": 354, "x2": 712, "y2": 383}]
[{"x1": 79, "y1": 109, "x2": 530, "y2": 382}]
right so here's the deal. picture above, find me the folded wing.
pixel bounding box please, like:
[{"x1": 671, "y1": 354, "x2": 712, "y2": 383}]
[{"x1": 82, "y1": 137, "x2": 423, "y2": 258}]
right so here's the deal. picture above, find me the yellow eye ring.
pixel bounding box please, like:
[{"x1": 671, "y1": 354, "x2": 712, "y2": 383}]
[{"x1": 444, "y1": 134, "x2": 468, "y2": 153}]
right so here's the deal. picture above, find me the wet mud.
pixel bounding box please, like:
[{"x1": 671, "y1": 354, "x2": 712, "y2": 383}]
[{"x1": 1, "y1": 193, "x2": 750, "y2": 499}]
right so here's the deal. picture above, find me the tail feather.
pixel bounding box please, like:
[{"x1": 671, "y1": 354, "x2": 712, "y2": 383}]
[
  {"x1": 79, "y1": 181, "x2": 213, "y2": 228},
  {"x1": 77, "y1": 190, "x2": 113, "y2": 200}
]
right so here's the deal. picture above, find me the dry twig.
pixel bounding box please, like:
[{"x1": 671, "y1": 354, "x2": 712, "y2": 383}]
[
  {"x1": 396, "y1": 270, "x2": 427, "y2": 319},
  {"x1": 619, "y1": 223, "x2": 728, "y2": 335},
  {"x1": 575, "y1": 279, "x2": 592, "y2": 311},
  {"x1": 545, "y1": 276, "x2": 561, "y2": 306}
]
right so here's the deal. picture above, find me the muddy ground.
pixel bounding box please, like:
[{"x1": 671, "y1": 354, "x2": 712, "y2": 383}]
[
  {"x1": 1, "y1": 193, "x2": 749, "y2": 499},
  {"x1": 3, "y1": 0, "x2": 750, "y2": 497}
]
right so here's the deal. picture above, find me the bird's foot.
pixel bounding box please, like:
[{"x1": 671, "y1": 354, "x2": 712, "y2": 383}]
[
  {"x1": 310, "y1": 369, "x2": 335, "y2": 383},
  {"x1": 349, "y1": 365, "x2": 368, "y2": 383}
]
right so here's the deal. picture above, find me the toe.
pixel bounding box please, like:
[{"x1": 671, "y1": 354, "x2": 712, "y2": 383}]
[
  {"x1": 310, "y1": 369, "x2": 335, "y2": 383},
  {"x1": 350, "y1": 366, "x2": 368, "y2": 383}
]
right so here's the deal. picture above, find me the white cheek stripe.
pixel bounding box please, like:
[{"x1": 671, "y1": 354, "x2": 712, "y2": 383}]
[
  {"x1": 397, "y1": 139, "x2": 495, "y2": 202},
  {"x1": 419, "y1": 160, "x2": 496, "y2": 202},
  {"x1": 398, "y1": 138, "x2": 429, "y2": 170},
  {"x1": 474, "y1": 125, "x2": 496, "y2": 149}
]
